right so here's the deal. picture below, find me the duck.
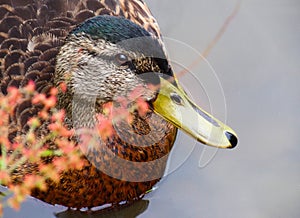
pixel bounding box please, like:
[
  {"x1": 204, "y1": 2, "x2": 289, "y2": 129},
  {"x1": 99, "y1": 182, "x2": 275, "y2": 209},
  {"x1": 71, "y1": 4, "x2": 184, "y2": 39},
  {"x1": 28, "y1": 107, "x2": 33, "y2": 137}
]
[{"x1": 0, "y1": 0, "x2": 238, "y2": 209}]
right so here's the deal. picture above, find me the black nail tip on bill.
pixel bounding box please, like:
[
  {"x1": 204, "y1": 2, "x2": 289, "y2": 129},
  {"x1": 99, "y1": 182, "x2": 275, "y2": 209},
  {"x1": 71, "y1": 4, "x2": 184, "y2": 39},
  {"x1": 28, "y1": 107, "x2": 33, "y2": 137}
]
[{"x1": 225, "y1": 131, "x2": 238, "y2": 149}]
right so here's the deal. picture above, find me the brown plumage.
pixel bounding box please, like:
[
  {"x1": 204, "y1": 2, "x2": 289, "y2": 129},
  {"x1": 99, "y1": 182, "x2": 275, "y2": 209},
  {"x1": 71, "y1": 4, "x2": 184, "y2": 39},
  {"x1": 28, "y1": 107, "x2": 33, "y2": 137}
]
[{"x1": 0, "y1": 0, "x2": 177, "y2": 208}]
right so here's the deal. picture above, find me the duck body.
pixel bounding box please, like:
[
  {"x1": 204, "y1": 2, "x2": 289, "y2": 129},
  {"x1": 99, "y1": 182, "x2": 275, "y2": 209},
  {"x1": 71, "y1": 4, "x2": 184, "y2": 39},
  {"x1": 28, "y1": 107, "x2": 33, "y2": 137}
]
[
  {"x1": 0, "y1": 0, "x2": 177, "y2": 208},
  {"x1": 0, "y1": 0, "x2": 237, "y2": 209}
]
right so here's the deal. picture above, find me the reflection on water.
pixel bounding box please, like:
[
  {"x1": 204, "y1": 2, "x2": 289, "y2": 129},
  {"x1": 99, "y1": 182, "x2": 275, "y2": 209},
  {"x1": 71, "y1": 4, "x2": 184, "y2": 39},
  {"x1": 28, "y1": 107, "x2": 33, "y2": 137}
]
[
  {"x1": 55, "y1": 200, "x2": 149, "y2": 218},
  {"x1": 2, "y1": 193, "x2": 149, "y2": 218}
]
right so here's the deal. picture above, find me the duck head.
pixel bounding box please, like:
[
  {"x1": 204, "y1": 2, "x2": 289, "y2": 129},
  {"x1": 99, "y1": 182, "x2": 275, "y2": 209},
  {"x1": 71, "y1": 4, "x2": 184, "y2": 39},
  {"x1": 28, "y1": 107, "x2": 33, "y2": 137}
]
[{"x1": 55, "y1": 15, "x2": 237, "y2": 149}]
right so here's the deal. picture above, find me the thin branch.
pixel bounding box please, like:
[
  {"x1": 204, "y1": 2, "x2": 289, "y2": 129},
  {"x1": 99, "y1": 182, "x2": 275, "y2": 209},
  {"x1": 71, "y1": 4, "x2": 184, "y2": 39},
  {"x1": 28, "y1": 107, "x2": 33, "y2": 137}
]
[{"x1": 177, "y1": 0, "x2": 241, "y2": 78}]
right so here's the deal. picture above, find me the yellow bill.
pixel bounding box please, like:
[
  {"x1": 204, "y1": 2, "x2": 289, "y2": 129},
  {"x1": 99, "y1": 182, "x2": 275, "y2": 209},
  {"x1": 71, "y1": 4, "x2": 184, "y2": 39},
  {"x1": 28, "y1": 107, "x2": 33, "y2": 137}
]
[{"x1": 152, "y1": 77, "x2": 238, "y2": 149}]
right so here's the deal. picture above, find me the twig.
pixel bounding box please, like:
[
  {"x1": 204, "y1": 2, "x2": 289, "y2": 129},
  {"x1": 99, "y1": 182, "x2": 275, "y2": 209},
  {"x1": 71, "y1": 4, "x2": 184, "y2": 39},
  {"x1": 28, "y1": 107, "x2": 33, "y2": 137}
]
[{"x1": 177, "y1": 0, "x2": 241, "y2": 78}]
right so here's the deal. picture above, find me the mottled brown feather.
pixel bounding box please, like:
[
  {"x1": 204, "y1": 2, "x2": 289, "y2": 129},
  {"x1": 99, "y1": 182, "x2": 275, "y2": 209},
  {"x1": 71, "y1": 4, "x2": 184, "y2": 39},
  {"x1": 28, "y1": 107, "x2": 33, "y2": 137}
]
[{"x1": 0, "y1": 0, "x2": 177, "y2": 208}]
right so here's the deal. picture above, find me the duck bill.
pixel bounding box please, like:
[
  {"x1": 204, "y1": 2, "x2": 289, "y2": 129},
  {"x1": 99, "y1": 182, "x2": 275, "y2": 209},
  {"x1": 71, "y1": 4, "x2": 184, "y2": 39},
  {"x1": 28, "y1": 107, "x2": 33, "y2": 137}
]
[{"x1": 152, "y1": 77, "x2": 238, "y2": 149}]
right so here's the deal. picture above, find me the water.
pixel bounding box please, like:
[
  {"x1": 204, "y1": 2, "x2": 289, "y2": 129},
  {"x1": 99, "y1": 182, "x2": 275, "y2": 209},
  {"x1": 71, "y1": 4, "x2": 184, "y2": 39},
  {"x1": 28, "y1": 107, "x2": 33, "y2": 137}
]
[{"x1": 3, "y1": 0, "x2": 300, "y2": 217}]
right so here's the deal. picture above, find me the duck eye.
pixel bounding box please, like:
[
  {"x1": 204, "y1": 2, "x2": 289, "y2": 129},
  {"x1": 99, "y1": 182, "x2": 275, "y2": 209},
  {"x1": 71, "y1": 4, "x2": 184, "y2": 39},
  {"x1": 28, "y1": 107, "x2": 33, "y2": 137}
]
[
  {"x1": 170, "y1": 92, "x2": 184, "y2": 105},
  {"x1": 115, "y1": 53, "x2": 128, "y2": 65}
]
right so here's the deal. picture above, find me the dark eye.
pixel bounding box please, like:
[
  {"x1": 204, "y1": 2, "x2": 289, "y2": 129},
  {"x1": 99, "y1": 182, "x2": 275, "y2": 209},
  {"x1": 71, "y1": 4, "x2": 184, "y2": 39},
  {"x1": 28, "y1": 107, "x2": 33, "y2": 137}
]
[
  {"x1": 170, "y1": 92, "x2": 184, "y2": 105},
  {"x1": 115, "y1": 53, "x2": 129, "y2": 65}
]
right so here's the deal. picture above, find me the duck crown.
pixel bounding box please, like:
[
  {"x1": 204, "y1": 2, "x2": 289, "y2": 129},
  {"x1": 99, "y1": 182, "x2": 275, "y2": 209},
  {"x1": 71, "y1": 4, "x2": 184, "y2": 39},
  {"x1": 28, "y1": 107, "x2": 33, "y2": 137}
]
[{"x1": 71, "y1": 15, "x2": 152, "y2": 43}]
